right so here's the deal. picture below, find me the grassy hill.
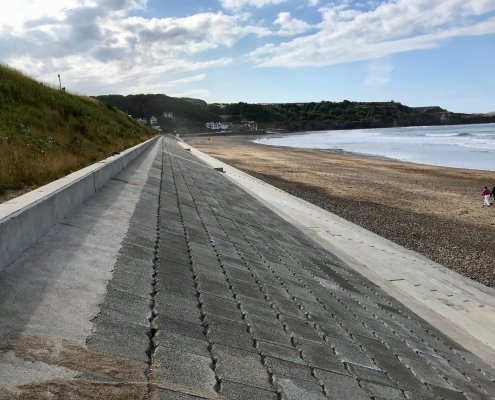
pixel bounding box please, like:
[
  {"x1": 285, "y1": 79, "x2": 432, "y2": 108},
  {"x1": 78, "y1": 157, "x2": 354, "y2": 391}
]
[
  {"x1": 0, "y1": 65, "x2": 155, "y2": 196},
  {"x1": 97, "y1": 94, "x2": 220, "y2": 131}
]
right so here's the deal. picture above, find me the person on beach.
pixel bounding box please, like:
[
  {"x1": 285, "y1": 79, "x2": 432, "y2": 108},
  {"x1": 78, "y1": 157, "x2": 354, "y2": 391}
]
[
  {"x1": 481, "y1": 186, "x2": 491, "y2": 206},
  {"x1": 491, "y1": 184, "x2": 495, "y2": 205}
]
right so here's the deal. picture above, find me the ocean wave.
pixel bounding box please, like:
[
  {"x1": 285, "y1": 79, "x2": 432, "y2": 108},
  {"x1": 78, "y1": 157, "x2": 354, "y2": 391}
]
[{"x1": 255, "y1": 124, "x2": 495, "y2": 170}]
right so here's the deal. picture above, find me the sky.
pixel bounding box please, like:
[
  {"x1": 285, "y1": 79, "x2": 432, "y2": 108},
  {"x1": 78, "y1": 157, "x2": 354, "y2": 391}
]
[{"x1": 1, "y1": 0, "x2": 495, "y2": 113}]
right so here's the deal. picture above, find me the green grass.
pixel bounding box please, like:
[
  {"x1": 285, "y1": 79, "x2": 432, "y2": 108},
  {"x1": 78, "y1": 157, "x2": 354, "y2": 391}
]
[{"x1": 0, "y1": 64, "x2": 155, "y2": 193}]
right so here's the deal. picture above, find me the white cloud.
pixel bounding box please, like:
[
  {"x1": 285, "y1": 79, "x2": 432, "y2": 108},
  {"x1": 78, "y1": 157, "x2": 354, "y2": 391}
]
[
  {"x1": 123, "y1": 12, "x2": 269, "y2": 53},
  {"x1": 364, "y1": 60, "x2": 393, "y2": 87},
  {"x1": 9, "y1": 52, "x2": 232, "y2": 95},
  {"x1": 274, "y1": 12, "x2": 312, "y2": 36},
  {"x1": 0, "y1": 0, "x2": 79, "y2": 32},
  {"x1": 0, "y1": 0, "x2": 146, "y2": 33},
  {"x1": 115, "y1": 73, "x2": 210, "y2": 95},
  {"x1": 0, "y1": 2, "x2": 265, "y2": 95},
  {"x1": 250, "y1": 0, "x2": 495, "y2": 67},
  {"x1": 220, "y1": 0, "x2": 288, "y2": 10},
  {"x1": 169, "y1": 88, "x2": 212, "y2": 99},
  {"x1": 3, "y1": 0, "x2": 494, "y2": 100},
  {"x1": 163, "y1": 74, "x2": 206, "y2": 87}
]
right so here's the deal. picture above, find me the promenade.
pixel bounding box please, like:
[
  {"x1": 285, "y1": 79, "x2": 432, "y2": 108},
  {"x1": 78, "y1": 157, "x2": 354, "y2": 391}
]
[{"x1": 0, "y1": 136, "x2": 494, "y2": 399}]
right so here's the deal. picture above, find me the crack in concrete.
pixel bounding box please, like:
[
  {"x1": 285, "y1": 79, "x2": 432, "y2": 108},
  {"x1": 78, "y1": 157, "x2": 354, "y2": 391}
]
[{"x1": 146, "y1": 139, "x2": 163, "y2": 398}]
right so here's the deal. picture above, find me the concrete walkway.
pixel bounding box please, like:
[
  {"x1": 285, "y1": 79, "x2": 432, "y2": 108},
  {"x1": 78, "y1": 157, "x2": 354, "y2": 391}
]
[
  {"x1": 180, "y1": 141, "x2": 495, "y2": 367},
  {"x1": 0, "y1": 139, "x2": 162, "y2": 398},
  {"x1": 0, "y1": 136, "x2": 494, "y2": 399}
]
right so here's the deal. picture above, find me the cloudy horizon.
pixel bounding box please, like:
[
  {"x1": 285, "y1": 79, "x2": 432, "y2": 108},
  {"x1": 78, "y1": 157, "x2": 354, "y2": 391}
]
[{"x1": 1, "y1": 0, "x2": 494, "y2": 113}]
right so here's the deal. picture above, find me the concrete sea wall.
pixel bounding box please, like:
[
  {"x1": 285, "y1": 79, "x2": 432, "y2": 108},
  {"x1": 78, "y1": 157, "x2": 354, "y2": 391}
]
[{"x1": 0, "y1": 136, "x2": 159, "y2": 272}]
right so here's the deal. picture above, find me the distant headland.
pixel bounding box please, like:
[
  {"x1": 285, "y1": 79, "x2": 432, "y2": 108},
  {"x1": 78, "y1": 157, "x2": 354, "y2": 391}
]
[{"x1": 96, "y1": 94, "x2": 495, "y2": 134}]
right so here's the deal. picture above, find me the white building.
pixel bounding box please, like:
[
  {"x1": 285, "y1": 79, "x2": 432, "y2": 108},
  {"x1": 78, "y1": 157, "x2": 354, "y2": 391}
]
[
  {"x1": 205, "y1": 121, "x2": 232, "y2": 130},
  {"x1": 241, "y1": 120, "x2": 258, "y2": 132},
  {"x1": 149, "y1": 116, "x2": 158, "y2": 126},
  {"x1": 163, "y1": 112, "x2": 174, "y2": 119}
]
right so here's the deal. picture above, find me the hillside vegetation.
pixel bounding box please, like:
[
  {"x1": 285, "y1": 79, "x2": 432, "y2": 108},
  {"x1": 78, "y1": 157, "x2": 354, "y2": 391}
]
[
  {"x1": 97, "y1": 94, "x2": 218, "y2": 131},
  {"x1": 0, "y1": 65, "x2": 154, "y2": 196},
  {"x1": 97, "y1": 95, "x2": 495, "y2": 133}
]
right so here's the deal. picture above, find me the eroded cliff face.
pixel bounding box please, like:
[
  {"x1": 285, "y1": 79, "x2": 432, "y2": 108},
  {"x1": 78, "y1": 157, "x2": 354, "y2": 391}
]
[
  {"x1": 398, "y1": 110, "x2": 495, "y2": 127},
  {"x1": 296, "y1": 111, "x2": 495, "y2": 131}
]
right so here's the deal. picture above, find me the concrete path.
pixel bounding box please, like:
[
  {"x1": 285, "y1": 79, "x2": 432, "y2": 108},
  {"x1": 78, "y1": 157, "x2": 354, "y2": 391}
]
[
  {"x1": 0, "y1": 139, "x2": 162, "y2": 398},
  {"x1": 0, "y1": 136, "x2": 494, "y2": 399},
  {"x1": 180, "y1": 141, "x2": 495, "y2": 367}
]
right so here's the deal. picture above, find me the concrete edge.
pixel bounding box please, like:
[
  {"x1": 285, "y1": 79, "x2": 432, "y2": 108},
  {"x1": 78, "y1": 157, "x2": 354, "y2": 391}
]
[
  {"x1": 178, "y1": 140, "x2": 495, "y2": 367},
  {"x1": 0, "y1": 136, "x2": 160, "y2": 272}
]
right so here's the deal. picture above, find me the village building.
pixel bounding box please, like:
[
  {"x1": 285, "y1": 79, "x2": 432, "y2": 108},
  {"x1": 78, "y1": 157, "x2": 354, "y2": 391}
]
[
  {"x1": 241, "y1": 120, "x2": 258, "y2": 132},
  {"x1": 205, "y1": 121, "x2": 232, "y2": 130}
]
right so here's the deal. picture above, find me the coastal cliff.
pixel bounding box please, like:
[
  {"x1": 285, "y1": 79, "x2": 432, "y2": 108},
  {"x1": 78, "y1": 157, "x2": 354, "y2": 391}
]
[{"x1": 96, "y1": 95, "x2": 495, "y2": 133}]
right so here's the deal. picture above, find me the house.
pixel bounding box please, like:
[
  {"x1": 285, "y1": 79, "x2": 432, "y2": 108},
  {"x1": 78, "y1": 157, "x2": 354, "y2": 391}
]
[
  {"x1": 163, "y1": 112, "x2": 174, "y2": 119},
  {"x1": 205, "y1": 121, "x2": 232, "y2": 130},
  {"x1": 149, "y1": 116, "x2": 158, "y2": 126},
  {"x1": 241, "y1": 120, "x2": 258, "y2": 132}
]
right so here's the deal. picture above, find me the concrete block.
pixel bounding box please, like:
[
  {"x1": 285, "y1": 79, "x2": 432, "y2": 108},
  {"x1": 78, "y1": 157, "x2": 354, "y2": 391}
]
[
  {"x1": 374, "y1": 359, "x2": 431, "y2": 394},
  {"x1": 203, "y1": 314, "x2": 248, "y2": 335},
  {"x1": 329, "y1": 337, "x2": 378, "y2": 369},
  {"x1": 281, "y1": 315, "x2": 324, "y2": 344},
  {"x1": 298, "y1": 340, "x2": 347, "y2": 375},
  {"x1": 151, "y1": 347, "x2": 217, "y2": 398},
  {"x1": 249, "y1": 321, "x2": 293, "y2": 348},
  {"x1": 151, "y1": 388, "x2": 208, "y2": 400},
  {"x1": 256, "y1": 340, "x2": 305, "y2": 364},
  {"x1": 313, "y1": 369, "x2": 370, "y2": 400},
  {"x1": 153, "y1": 331, "x2": 209, "y2": 359},
  {"x1": 153, "y1": 315, "x2": 206, "y2": 341},
  {"x1": 359, "y1": 380, "x2": 406, "y2": 400},
  {"x1": 273, "y1": 376, "x2": 326, "y2": 400},
  {"x1": 219, "y1": 380, "x2": 278, "y2": 400},
  {"x1": 398, "y1": 356, "x2": 452, "y2": 388},
  {"x1": 206, "y1": 325, "x2": 256, "y2": 352},
  {"x1": 264, "y1": 357, "x2": 315, "y2": 382},
  {"x1": 155, "y1": 292, "x2": 202, "y2": 324},
  {"x1": 346, "y1": 363, "x2": 396, "y2": 387},
  {"x1": 212, "y1": 344, "x2": 272, "y2": 390}
]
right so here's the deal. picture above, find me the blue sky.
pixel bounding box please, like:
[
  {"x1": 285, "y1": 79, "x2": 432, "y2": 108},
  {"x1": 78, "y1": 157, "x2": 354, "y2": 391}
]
[{"x1": 1, "y1": 0, "x2": 495, "y2": 113}]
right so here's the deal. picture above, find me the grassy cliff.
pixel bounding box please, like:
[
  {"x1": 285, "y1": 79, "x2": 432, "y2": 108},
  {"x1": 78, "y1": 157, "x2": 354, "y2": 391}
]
[{"x1": 0, "y1": 65, "x2": 154, "y2": 195}]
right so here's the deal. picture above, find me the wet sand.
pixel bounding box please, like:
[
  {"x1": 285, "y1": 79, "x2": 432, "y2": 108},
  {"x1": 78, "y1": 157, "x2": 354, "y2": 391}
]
[{"x1": 185, "y1": 134, "x2": 495, "y2": 288}]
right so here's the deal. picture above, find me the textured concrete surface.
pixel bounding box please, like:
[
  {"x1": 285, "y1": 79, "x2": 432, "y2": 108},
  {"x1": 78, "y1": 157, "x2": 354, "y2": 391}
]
[
  {"x1": 181, "y1": 141, "x2": 495, "y2": 367},
  {"x1": 0, "y1": 136, "x2": 494, "y2": 399},
  {"x1": 0, "y1": 139, "x2": 161, "y2": 397}
]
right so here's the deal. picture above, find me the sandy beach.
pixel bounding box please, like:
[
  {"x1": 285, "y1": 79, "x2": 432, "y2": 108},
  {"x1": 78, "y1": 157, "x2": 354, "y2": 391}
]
[{"x1": 185, "y1": 134, "x2": 495, "y2": 288}]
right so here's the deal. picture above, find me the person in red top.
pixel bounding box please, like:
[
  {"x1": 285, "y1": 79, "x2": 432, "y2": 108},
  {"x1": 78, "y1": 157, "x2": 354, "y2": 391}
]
[{"x1": 481, "y1": 186, "x2": 491, "y2": 206}]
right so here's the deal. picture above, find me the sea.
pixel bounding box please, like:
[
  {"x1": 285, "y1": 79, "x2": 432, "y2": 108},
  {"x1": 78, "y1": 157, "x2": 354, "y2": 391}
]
[{"x1": 255, "y1": 123, "x2": 495, "y2": 172}]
